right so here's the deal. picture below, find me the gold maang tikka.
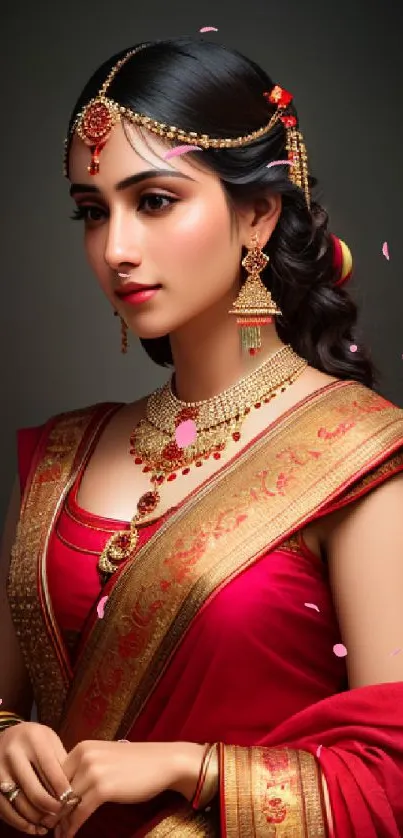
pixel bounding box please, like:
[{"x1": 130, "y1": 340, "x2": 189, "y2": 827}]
[{"x1": 229, "y1": 232, "x2": 282, "y2": 355}]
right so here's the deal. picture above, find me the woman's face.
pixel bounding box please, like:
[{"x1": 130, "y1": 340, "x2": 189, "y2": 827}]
[{"x1": 68, "y1": 121, "x2": 280, "y2": 340}]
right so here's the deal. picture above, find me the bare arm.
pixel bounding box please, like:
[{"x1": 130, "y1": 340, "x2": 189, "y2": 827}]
[{"x1": 0, "y1": 477, "x2": 33, "y2": 717}]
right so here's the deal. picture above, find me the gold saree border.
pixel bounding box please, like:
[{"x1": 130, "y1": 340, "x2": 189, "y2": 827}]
[
  {"x1": 7, "y1": 403, "x2": 121, "y2": 729},
  {"x1": 58, "y1": 382, "x2": 403, "y2": 746},
  {"x1": 145, "y1": 806, "x2": 216, "y2": 837},
  {"x1": 220, "y1": 744, "x2": 327, "y2": 837}
]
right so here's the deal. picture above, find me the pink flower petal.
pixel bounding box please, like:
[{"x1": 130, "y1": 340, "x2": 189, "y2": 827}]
[
  {"x1": 97, "y1": 595, "x2": 109, "y2": 619},
  {"x1": 163, "y1": 145, "x2": 203, "y2": 160},
  {"x1": 266, "y1": 160, "x2": 293, "y2": 169},
  {"x1": 0, "y1": 699, "x2": 2, "y2": 706},
  {"x1": 350, "y1": 344, "x2": 358, "y2": 353},
  {"x1": 382, "y1": 241, "x2": 390, "y2": 260},
  {"x1": 304, "y1": 602, "x2": 320, "y2": 613},
  {"x1": 199, "y1": 26, "x2": 218, "y2": 32},
  {"x1": 175, "y1": 419, "x2": 198, "y2": 448},
  {"x1": 316, "y1": 745, "x2": 323, "y2": 758},
  {"x1": 390, "y1": 647, "x2": 402, "y2": 657},
  {"x1": 333, "y1": 643, "x2": 348, "y2": 658}
]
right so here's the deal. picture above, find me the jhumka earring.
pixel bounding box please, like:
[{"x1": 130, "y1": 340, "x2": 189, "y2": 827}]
[
  {"x1": 229, "y1": 232, "x2": 282, "y2": 355},
  {"x1": 114, "y1": 311, "x2": 128, "y2": 354}
]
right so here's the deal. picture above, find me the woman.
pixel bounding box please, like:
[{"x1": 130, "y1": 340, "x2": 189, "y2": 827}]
[{"x1": 1, "y1": 35, "x2": 403, "y2": 837}]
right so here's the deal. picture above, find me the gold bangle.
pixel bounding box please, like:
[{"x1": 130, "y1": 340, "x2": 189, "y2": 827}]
[
  {"x1": 0, "y1": 712, "x2": 24, "y2": 734},
  {"x1": 193, "y1": 743, "x2": 219, "y2": 811}
]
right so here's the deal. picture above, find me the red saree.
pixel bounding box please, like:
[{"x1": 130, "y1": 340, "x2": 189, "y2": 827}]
[{"x1": 6, "y1": 379, "x2": 403, "y2": 836}]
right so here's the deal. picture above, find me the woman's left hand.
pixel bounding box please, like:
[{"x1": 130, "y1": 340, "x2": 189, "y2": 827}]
[{"x1": 54, "y1": 740, "x2": 205, "y2": 838}]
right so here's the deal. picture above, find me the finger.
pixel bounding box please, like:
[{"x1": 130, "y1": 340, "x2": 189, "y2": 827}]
[
  {"x1": 0, "y1": 793, "x2": 47, "y2": 835},
  {"x1": 58, "y1": 787, "x2": 96, "y2": 838},
  {"x1": 5, "y1": 786, "x2": 55, "y2": 830},
  {"x1": 8, "y1": 752, "x2": 63, "y2": 816},
  {"x1": 34, "y1": 742, "x2": 71, "y2": 801}
]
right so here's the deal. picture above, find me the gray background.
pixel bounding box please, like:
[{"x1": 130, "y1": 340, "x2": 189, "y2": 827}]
[{"x1": 1, "y1": 0, "x2": 402, "y2": 523}]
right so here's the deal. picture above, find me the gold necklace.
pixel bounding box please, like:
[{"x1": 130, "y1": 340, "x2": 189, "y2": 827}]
[{"x1": 97, "y1": 344, "x2": 307, "y2": 583}]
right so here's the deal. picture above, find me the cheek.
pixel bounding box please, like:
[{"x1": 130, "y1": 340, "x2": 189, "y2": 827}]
[{"x1": 166, "y1": 201, "x2": 231, "y2": 263}]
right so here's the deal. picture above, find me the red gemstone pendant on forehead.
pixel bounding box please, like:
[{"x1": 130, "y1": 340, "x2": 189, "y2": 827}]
[{"x1": 78, "y1": 98, "x2": 118, "y2": 175}]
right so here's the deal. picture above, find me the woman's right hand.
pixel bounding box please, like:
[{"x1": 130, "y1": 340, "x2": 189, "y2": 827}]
[{"x1": 0, "y1": 721, "x2": 72, "y2": 835}]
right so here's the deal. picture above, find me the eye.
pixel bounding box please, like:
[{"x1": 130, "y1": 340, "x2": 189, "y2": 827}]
[
  {"x1": 138, "y1": 193, "x2": 178, "y2": 213},
  {"x1": 70, "y1": 205, "x2": 106, "y2": 224}
]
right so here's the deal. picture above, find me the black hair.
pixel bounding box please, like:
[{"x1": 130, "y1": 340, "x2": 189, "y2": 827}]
[{"x1": 66, "y1": 36, "x2": 380, "y2": 389}]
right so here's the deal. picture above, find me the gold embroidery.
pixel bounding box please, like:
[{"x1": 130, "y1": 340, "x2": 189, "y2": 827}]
[
  {"x1": 221, "y1": 745, "x2": 326, "y2": 836},
  {"x1": 7, "y1": 404, "x2": 121, "y2": 729},
  {"x1": 145, "y1": 807, "x2": 216, "y2": 836},
  {"x1": 57, "y1": 382, "x2": 403, "y2": 747},
  {"x1": 326, "y1": 448, "x2": 403, "y2": 509}
]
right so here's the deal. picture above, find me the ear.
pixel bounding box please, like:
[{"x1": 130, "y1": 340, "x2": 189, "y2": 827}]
[{"x1": 237, "y1": 193, "x2": 282, "y2": 248}]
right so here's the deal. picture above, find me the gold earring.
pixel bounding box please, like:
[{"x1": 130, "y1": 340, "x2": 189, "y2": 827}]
[
  {"x1": 228, "y1": 232, "x2": 282, "y2": 355},
  {"x1": 114, "y1": 311, "x2": 128, "y2": 354}
]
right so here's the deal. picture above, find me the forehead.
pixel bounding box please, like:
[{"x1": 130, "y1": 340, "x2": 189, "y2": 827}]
[{"x1": 68, "y1": 119, "x2": 212, "y2": 186}]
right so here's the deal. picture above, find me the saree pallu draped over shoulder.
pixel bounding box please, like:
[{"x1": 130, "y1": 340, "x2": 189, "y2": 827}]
[{"x1": 7, "y1": 380, "x2": 403, "y2": 837}]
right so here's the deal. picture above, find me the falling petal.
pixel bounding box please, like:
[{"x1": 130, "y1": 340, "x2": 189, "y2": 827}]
[
  {"x1": 199, "y1": 26, "x2": 218, "y2": 32},
  {"x1": 97, "y1": 595, "x2": 109, "y2": 619},
  {"x1": 350, "y1": 344, "x2": 358, "y2": 353},
  {"x1": 333, "y1": 643, "x2": 348, "y2": 658},
  {"x1": 304, "y1": 602, "x2": 320, "y2": 613},
  {"x1": 0, "y1": 699, "x2": 2, "y2": 706},
  {"x1": 382, "y1": 241, "x2": 390, "y2": 260},
  {"x1": 316, "y1": 745, "x2": 323, "y2": 758},
  {"x1": 163, "y1": 145, "x2": 203, "y2": 160},
  {"x1": 175, "y1": 419, "x2": 198, "y2": 448},
  {"x1": 266, "y1": 160, "x2": 293, "y2": 169},
  {"x1": 390, "y1": 648, "x2": 402, "y2": 657}
]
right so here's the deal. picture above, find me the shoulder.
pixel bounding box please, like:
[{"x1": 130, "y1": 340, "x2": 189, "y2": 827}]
[{"x1": 324, "y1": 469, "x2": 403, "y2": 687}]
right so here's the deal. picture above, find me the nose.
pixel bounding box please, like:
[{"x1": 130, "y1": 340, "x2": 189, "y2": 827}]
[{"x1": 104, "y1": 209, "x2": 141, "y2": 273}]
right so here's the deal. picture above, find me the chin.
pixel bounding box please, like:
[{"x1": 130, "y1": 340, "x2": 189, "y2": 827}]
[{"x1": 129, "y1": 321, "x2": 173, "y2": 341}]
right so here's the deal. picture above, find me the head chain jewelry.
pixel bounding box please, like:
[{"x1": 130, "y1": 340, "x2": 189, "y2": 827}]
[{"x1": 63, "y1": 48, "x2": 310, "y2": 207}]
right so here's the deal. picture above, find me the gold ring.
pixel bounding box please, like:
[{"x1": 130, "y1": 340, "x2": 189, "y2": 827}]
[
  {"x1": 64, "y1": 794, "x2": 82, "y2": 810},
  {"x1": 8, "y1": 787, "x2": 21, "y2": 805},
  {"x1": 0, "y1": 781, "x2": 17, "y2": 795},
  {"x1": 59, "y1": 787, "x2": 75, "y2": 804}
]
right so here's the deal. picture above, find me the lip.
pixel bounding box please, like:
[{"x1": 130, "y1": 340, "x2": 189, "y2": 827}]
[
  {"x1": 115, "y1": 282, "x2": 160, "y2": 297},
  {"x1": 117, "y1": 286, "x2": 161, "y2": 306}
]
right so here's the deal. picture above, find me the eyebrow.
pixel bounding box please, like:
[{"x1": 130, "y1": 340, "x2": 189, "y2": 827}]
[{"x1": 69, "y1": 168, "x2": 196, "y2": 197}]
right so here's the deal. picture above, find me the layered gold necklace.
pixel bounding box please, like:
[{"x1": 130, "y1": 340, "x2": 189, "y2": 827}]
[{"x1": 97, "y1": 343, "x2": 308, "y2": 583}]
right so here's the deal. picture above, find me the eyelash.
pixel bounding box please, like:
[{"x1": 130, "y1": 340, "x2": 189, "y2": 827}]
[{"x1": 70, "y1": 192, "x2": 178, "y2": 223}]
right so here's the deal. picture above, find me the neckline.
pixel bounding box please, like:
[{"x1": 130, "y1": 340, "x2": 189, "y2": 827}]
[{"x1": 67, "y1": 378, "x2": 358, "y2": 528}]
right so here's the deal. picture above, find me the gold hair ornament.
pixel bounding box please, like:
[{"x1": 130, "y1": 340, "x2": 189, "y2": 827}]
[{"x1": 63, "y1": 50, "x2": 311, "y2": 206}]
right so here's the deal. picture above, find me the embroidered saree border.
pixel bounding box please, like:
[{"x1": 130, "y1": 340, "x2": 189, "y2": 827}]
[
  {"x1": 220, "y1": 745, "x2": 327, "y2": 837},
  {"x1": 58, "y1": 382, "x2": 403, "y2": 746},
  {"x1": 145, "y1": 807, "x2": 216, "y2": 836},
  {"x1": 6, "y1": 403, "x2": 121, "y2": 729}
]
